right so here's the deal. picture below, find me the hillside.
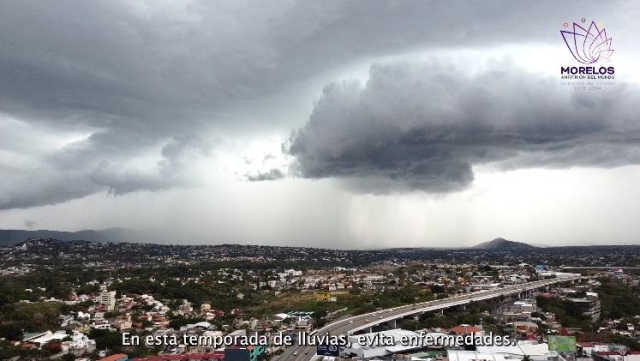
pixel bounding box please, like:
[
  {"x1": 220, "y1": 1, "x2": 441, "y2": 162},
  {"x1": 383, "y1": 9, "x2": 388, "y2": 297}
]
[
  {"x1": 473, "y1": 237, "x2": 537, "y2": 251},
  {"x1": 0, "y1": 228, "x2": 140, "y2": 246}
]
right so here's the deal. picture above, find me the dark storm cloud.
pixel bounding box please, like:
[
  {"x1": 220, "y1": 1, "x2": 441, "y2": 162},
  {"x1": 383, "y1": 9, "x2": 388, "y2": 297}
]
[
  {"x1": 0, "y1": 170, "x2": 103, "y2": 210},
  {"x1": 285, "y1": 61, "x2": 640, "y2": 192},
  {"x1": 246, "y1": 169, "x2": 285, "y2": 182},
  {"x1": 3, "y1": 0, "x2": 606, "y2": 125},
  {"x1": 0, "y1": 0, "x2": 630, "y2": 209},
  {"x1": 0, "y1": 134, "x2": 210, "y2": 210}
]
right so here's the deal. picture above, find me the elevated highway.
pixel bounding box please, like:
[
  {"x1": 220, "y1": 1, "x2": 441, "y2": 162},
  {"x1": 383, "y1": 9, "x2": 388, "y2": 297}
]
[{"x1": 279, "y1": 275, "x2": 585, "y2": 361}]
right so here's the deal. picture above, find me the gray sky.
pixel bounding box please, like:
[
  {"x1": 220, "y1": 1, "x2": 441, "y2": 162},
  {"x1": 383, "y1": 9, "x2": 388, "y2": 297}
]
[{"x1": 1, "y1": 0, "x2": 639, "y2": 248}]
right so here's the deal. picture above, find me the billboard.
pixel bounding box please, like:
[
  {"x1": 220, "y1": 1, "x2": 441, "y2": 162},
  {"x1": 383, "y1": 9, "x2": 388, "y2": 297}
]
[
  {"x1": 316, "y1": 293, "x2": 331, "y2": 302},
  {"x1": 317, "y1": 344, "x2": 340, "y2": 356},
  {"x1": 548, "y1": 336, "x2": 576, "y2": 352}
]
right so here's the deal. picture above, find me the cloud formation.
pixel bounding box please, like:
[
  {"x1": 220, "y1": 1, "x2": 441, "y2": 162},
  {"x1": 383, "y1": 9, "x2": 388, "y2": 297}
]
[
  {"x1": 0, "y1": 0, "x2": 635, "y2": 210},
  {"x1": 246, "y1": 169, "x2": 286, "y2": 182},
  {"x1": 0, "y1": 132, "x2": 211, "y2": 210},
  {"x1": 286, "y1": 61, "x2": 640, "y2": 192}
]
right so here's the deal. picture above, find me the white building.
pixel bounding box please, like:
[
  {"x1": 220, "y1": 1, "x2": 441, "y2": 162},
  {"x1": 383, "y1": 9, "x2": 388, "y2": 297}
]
[
  {"x1": 513, "y1": 301, "x2": 535, "y2": 313},
  {"x1": 99, "y1": 290, "x2": 116, "y2": 312},
  {"x1": 180, "y1": 299, "x2": 193, "y2": 314},
  {"x1": 342, "y1": 329, "x2": 446, "y2": 359},
  {"x1": 449, "y1": 343, "x2": 562, "y2": 361}
]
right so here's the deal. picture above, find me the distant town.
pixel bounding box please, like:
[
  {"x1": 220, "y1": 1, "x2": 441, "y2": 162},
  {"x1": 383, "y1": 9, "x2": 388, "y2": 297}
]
[{"x1": 1, "y1": 237, "x2": 640, "y2": 361}]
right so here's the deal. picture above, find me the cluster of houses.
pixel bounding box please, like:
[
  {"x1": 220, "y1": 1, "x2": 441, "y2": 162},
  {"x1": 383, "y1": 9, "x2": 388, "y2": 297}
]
[{"x1": 7, "y1": 263, "x2": 640, "y2": 360}]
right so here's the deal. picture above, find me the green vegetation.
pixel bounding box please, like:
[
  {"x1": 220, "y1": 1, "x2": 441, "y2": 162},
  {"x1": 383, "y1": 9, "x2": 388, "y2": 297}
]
[
  {"x1": 596, "y1": 278, "x2": 640, "y2": 319},
  {"x1": 416, "y1": 300, "x2": 500, "y2": 330},
  {"x1": 88, "y1": 329, "x2": 124, "y2": 351},
  {"x1": 536, "y1": 295, "x2": 591, "y2": 329},
  {"x1": 0, "y1": 302, "x2": 84, "y2": 339}
]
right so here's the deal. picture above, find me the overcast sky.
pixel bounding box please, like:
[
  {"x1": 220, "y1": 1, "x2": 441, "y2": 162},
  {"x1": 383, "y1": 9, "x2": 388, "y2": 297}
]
[{"x1": 1, "y1": 0, "x2": 640, "y2": 249}]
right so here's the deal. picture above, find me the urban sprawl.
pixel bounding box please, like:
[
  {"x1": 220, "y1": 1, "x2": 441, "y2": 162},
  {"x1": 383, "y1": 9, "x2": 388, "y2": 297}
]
[{"x1": 1, "y1": 238, "x2": 640, "y2": 361}]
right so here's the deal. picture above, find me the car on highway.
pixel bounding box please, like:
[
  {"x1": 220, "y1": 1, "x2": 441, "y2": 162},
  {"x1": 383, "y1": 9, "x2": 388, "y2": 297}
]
[
  {"x1": 349, "y1": 320, "x2": 353, "y2": 323},
  {"x1": 293, "y1": 351, "x2": 298, "y2": 356}
]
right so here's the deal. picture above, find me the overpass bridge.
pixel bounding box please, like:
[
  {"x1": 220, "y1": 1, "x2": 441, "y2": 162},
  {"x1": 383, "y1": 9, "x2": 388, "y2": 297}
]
[
  {"x1": 349, "y1": 275, "x2": 582, "y2": 333},
  {"x1": 280, "y1": 275, "x2": 585, "y2": 361}
]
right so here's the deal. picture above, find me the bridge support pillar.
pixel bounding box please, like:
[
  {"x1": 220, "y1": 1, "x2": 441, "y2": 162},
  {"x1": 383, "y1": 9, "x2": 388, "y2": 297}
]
[
  {"x1": 387, "y1": 319, "x2": 397, "y2": 329},
  {"x1": 368, "y1": 327, "x2": 373, "y2": 333}
]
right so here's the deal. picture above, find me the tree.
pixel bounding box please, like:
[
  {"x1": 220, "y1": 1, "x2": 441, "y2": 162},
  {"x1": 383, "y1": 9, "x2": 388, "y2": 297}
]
[
  {"x1": 482, "y1": 316, "x2": 497, "y2": 325},
  {"x1": 88, "y1": 329, "x2": 123, "y2": 350},
  {"x1": 0, "y1": 323, "x2": 24, "y2": 340},
  {"x1": 127, "y1": 346, "x2": 150, "y2": 358}
]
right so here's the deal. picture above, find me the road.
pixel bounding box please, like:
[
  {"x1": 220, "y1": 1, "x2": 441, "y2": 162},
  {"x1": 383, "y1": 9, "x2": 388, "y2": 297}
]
[
  {"x1": 279, "y1": 276, "x2": 584, "y2": 361},
  {"x1": 561, "y1": 266, "x2": 639, "y2": 270}
]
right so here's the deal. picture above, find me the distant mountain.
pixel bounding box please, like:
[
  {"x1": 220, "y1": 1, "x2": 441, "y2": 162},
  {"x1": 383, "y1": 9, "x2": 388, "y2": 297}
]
[
  {"x1": 0, "y1": 228, "x2": 145, "y2": 246},
  {"x1": 473, "y1": 237, "x2": 537, "y2": 250}
]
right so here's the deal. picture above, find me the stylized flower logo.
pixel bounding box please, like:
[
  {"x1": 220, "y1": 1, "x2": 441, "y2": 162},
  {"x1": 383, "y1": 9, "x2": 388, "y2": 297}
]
[{"x1": 560, "y1": 21, "x2": 614, "y2": 64}]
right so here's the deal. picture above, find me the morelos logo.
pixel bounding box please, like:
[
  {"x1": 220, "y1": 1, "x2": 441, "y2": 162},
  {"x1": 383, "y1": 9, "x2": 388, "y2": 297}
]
[
  {"x1": 561, "y1": 19, "x2": 614, "y2": 63},
  {"x1": 559, "y1": 18, "x2": 615, "y2": 78}
]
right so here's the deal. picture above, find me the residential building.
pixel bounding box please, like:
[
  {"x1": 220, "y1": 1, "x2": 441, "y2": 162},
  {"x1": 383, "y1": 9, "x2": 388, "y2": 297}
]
[
  {"x1": 566, "y1": 297, "x2": 601, "y2": 321},
  {"x1": 99, "y1": 291, "x2": 116, "y2": 312}
]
